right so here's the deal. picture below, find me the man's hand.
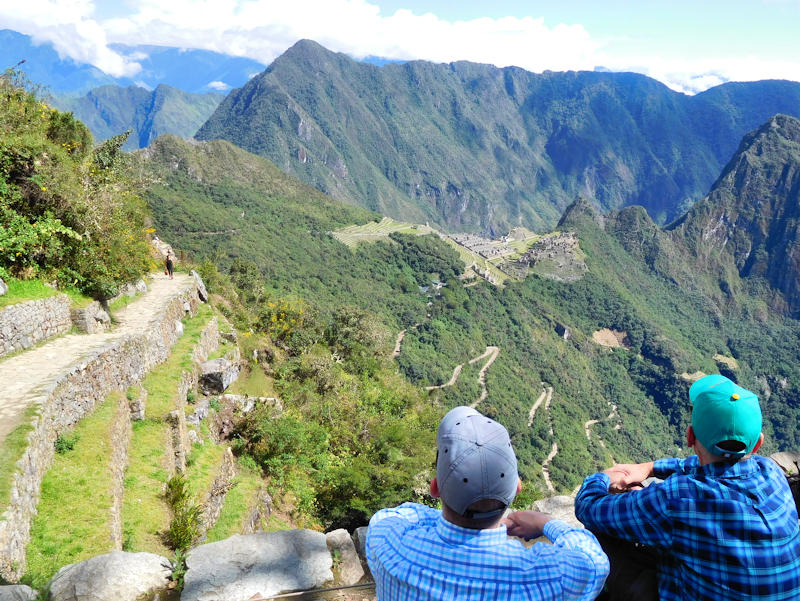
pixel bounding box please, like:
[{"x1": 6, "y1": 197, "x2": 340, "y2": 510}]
[
  {"x1": 603, "y1": 462, "x2": 654, "y2": 493},
  {"x1": 502, "y1": 511, "x2": 553, "y2": 540}
]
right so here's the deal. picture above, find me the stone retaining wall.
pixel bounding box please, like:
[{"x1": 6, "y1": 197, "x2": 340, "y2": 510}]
[
  {"x1": 70, "y1": 301, "x2": 111, "y2": 334},
  {"x1": 0, "y1": 295, "x2": 72, "y2": 358},
  {"x1": 109, "y1": 394, "x2": 133, "y2": 550},
  {"x1": 198, "y1": 448, "x2": 237, "y2": 541},
  {"x1": 171, "y1": 370, "x2": 198, "y2": 474},
  {"x1": 0, "y1": 283, "x2": 202, "y2": 581},
  {"x1": 192, "y1": 317, "x2": 219, "y2": 364}
]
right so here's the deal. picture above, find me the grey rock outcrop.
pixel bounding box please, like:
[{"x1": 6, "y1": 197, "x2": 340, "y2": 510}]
[
  {"x1": 0, "y1": 585, "x2": 37, "y2": 601},
  {"x1": 0, "y1": 278, "x2": 8, "y2": 297},
  {"x1": 191, "y1": 270, "x2": 209, "y2": 302},
  {"x1": 326, "y1": 529, "x2": 365, "y2": 585},
  {"x1": 198, "y1": 358, "x2": 240, "y2": 395},
  {"x1": 48, "y1": 551, "x2": 172, "y2": 601},
  {"x1": 182, "y1": 530, "x2": 333, "y2": 601}
]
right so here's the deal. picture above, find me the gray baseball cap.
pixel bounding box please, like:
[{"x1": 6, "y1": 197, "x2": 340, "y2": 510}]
[{"x1": 436, "y1": 406, "x2": 519, "y2": 518}]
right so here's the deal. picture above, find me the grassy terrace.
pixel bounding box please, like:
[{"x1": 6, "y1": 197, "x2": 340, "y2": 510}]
[
  {"x1": 122, "y1": 303, "x2": 213, "y2": 554},
  {"x1": 205, "y1": 460, "x2": 265, "y2": 542},
  {"x1": 25, "y1": 395, "x2": 118, "y2": 589},
  {"x1": 0, "y1": 278, "x2": 92, "y2": 309},
  {"x1": 331, "y1": 217, "x2": 437, "y2": 248}
]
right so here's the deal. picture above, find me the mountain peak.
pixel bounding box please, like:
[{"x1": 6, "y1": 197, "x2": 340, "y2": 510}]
[{"x1": 672, "y1": 114, "x2": 800, "y2": 316}]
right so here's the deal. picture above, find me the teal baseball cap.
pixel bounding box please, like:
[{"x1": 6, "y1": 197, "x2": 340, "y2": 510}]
[{"x1": 689, "y1": 374, "x2": 762, "y2": 458}]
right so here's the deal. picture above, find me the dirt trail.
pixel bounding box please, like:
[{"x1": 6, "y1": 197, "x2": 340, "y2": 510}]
[
  {"x1": 583, "y1": 402, "x2": 620, "y2": 460},
  {"x1": 0, "y1": 273, "x2": 193, "y2": 445},
  {"x1": 424, "y1": 346, "x2": 500, "y2": 410},
  {"x1": 527, "y1": 384, "x2": 551, "y2": 426},
  {"x1": 527, "y1": 382, "x2": 557, "y2": 493},
  {"x1": 541, "y1": 442, "x2": 559, "y2": 494},
  {"x1": 470, "y1": 346, "x2": 499, "y2": 407},
  {"x1": 391, "y1": 330, "x2": 406, "y2": 358}
]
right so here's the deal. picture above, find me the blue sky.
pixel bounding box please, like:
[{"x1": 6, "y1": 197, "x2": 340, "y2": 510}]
[{"x1": 1, "y1": 0, "x2": 798, "y2": 93}]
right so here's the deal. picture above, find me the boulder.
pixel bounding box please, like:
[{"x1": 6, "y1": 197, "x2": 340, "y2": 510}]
[
  {"x1": 771, "y1": 451, "x2": 800, "y2": 475},
  {"x1": 191, "y1": 270, "x2": 209, "y2": 302},
  {"x1": 48, "y1": 551, "x2": 172, "y2": 601},
  {"x1": 182, "y1": 530, "x2": 333, "y2": 601},
  {"x1": 0, "y1": 278, "x2": 8, "y2": 297},
  {"x1": 199, "y1": 358, "x2": 240, "y2": 395},
  {"x1": 353, "y1": 526, "x2": 368, "y2": 559},
  {"x1": 532, "y1": 496, "x2": 582, "y2": 529},
  {"x1": 0, "y1": 585, "x2": 38, "y2": 601},
  {"x1": 326, "y1": 529, "x2": 365, "y2": 585}
]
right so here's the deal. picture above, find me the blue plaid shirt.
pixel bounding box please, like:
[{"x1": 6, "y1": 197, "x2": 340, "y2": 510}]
[
  {"x1": 366, "y1": 502, "x2": 609, "y2": 600},
  {"x1": 575, "y1": 455, "x2": 800, "y2": 601}
]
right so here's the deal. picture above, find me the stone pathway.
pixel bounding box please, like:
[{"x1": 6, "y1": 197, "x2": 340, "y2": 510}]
[{"x1": 0, "y1": 273, "x2": 193, "y2": 445}]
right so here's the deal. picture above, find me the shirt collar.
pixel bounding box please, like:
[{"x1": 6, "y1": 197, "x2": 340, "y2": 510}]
[
  {"x1": 435, "y1": 514, "x2": 509, "y2": 547},
  {"x1": 697, "y1": 455, "x2": 759, "y2": 479}
]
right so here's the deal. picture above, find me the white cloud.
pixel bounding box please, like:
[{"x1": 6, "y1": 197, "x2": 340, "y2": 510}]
[
  {"x1": 0, "y1": 0, "x2": 141, "y2": 77},
  {"x1": 207, "y1": 80, "x2": 230, "y2": 91},
  {"x1": 0, "y1": 0, "x2": 797, "y2": 93}
]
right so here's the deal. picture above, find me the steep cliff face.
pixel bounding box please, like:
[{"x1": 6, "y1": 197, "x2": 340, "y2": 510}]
[
  {"x1": 669, "y1": 115, "x2": 800, "y2": 316},
  {"x1": 196, "y1": 40, "x2": 800, "y2": 234}
]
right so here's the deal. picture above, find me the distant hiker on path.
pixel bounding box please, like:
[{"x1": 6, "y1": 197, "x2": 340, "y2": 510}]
[
  {"x1": 366, "y1": 406, "x2": 609, "y2": 600},
  {"x1": 165, "y1": 252, "x2": 174, "y2": 279},
  {"x1": 575, "y1": 374, "x2": 800, "y2": 601}
]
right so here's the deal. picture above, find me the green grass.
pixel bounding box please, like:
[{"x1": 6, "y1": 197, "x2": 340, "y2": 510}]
[
  {"x1": 141, "y1": 303, "x2": 213, "y2": 417},
  {"x1": 25, "y1": 396, "x2": 117, "y2": 589},
  {"x1": 207, "y1": 340, "x2": 235, "y2": 361},
  {"x1": 185, "y1": 438, "x2": 225, "y2": 498},
  {"x1": 332, "y1": 217, "x2": 437, "y2": 248},
  {"x1": 121, "y1": 418, "x2": 172, "y2": 555},
  {"x1": 227, "y1": 364, "x2": 275, "y2": 397},
  {"x1": 205, "y1": 460, "x2": 265, "y2": 542},
  {"x1": 0, "y1": 405, "x2": 39, "y2": 513},
  {"x1": 121, "y1": 304, "x2": 214, "y2": 553},
  {"x1": 0, "y1": 278, "x2": 92, "y2": 309}
]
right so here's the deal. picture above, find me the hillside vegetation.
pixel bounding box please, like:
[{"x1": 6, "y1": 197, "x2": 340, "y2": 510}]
[
  {"x1": 0, "y1": 70, "x2": 151, "y2": 298},
  {"x1": 196, "y1": 39, "x2": 800, "y2": 234},
  {"x1": 143, "y1": 123, "x2": 800, "y2": 497}
]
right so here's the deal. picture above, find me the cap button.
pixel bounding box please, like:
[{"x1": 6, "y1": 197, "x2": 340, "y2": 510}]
[{"x1": 731, "y1": 393, "x2": 740, "y2": 401}]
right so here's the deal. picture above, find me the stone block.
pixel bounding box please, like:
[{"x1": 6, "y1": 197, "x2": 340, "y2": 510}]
[
  {"x1": 0, "y1": 585, "x2": 38, "y2": 601},
  {"x1": 0, "y1": 278, "x2": 8, "y2": 297},
  {"x1": 182, "y1": 530, "x2": 333, "y2": 601},
  {"x1": 199, "y1": 358, "x2": 240, "y2": 395},
  {"x1": 48, "y1": 551, "x2": 172, "y2": 601},
  {"x1": 326, "y1": 529, "x2": 365, "y2": 585}
]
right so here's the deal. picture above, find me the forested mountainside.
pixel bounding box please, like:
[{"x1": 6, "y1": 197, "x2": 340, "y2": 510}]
[
  {"x1": 195, "y1": 39, "x2": 800, "y2": 235},
  {"x1": 142, "y1": 121, "x2": 800, "y2": 496},
  {"x1": 51, "y1": 84, "x2": 223, "y2": 151}
]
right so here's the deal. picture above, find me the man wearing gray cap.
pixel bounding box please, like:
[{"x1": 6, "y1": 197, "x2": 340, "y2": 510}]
[{"x1": 366, "y1": 406, "x2": 609, "y2": 600}]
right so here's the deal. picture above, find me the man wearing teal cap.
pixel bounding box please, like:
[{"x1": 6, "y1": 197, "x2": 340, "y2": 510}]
[{"x1": 569, "y1": 374, "x2": 800, "y2": 601}]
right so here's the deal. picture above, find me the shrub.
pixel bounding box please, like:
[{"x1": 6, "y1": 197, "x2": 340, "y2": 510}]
[{"x1": 54, "y1": 433, "x2": 80, "y2": 454}]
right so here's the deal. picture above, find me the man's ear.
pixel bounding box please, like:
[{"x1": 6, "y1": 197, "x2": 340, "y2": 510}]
[
  {"x1": 430, "y1": 477, "x2": 440, "y2": 498},
  {"x1": 751, "y1": 432, "x2": 765, "y2": 454},
  {"x1": 686, "y1": 425, "x2": 696, "y2": 447}
]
